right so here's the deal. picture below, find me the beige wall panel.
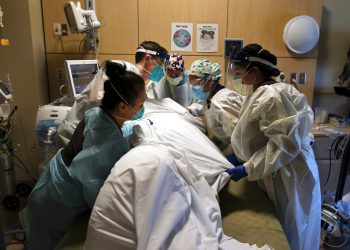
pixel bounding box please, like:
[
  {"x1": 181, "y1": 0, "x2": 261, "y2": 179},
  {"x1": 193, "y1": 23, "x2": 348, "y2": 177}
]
[
  {"x1": 94, "y1": 0, "x2": 138, "y2": 54},
  {"x1": 42, "y1": 0, "x2": 85, "y2": 53},
  {"x1": 43, "y1": 0, "x2": 138, "y2": 54},
  {"x1": 139, "y1": 0, "x2": 228, "y2": 55},
  {"x1": 47, "y1": 54, "x2": 135, "y2": 100},
  {"x1": 99, "y1": 55, "x2": 135, "y2": 64},
  {"x1": 278, "y1": 57, "x2": 317, "y2": 105},
  {"x1": 227, "y1": 0, "x2": 323, "y2": 58}
]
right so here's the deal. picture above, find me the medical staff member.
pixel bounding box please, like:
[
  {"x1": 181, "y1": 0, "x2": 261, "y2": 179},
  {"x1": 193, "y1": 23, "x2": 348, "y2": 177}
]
[
  {"x1": 225, "y1": 44, "x2": 321, "y2": 250},
  {"x1": 20, "y1": 61, "x2": 146, "y2": 250},
  {"x1": 58, "y1": 41, "x2": 167, "y2": 144},
  {"x1": 162, "y1": 53, "x2": 192, "y2": 107},
  {"x1": 187, "y1": 59, "x2": 224, "y2": 116},
  {"x1": 134, "y1": 41, "x2": 169, "y2": 99}
]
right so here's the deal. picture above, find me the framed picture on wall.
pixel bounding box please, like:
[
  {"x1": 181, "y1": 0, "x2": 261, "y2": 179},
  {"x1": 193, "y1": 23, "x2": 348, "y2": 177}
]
[
  {"x1": 224, "y1": 38, "x2": 243, "y2": 59},
  {"x1": 171, "y1": 22, "x2": 193, "y2": 52},
  {"x1": 197, "y1": 23, "x2": 218, "y2": 52}
]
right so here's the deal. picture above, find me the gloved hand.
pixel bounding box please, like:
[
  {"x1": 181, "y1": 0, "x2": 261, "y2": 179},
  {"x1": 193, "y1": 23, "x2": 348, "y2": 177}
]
[
  {"x1": 227, "y1": 154, "x2": 244, "y2": 166},
  {"x1": 226, "y1": 165, "x2": 247, "y2": 182},
  {"x1": 227, "y1": 154, "x2": 239, "y2": 165}
]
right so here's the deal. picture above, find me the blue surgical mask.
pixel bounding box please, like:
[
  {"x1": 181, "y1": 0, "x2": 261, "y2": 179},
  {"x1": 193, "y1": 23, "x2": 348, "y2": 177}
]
[
  {"x1": 149, "y1": 65, "x2": 165, "y2": 82},
  {"x1": 121, "y1": 120, "x2": 137, "y2": 137},
  {"x1": 132, "y1": 106, "x2": 145, "y2": 120},
  {"x1": 192, "y1": 85, "x2": 210, "y2": 100}
]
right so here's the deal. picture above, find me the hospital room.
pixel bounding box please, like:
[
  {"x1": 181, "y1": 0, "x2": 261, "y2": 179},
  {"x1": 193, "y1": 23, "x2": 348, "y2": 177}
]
[{"x1": 1, "y1": 0, "x2": 350, "y2": 249}]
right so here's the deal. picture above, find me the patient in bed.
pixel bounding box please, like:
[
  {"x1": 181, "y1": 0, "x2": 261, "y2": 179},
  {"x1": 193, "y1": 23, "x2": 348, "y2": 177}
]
[{"x1": 84, "y1": 98, "x2": 273, "y2": 250}]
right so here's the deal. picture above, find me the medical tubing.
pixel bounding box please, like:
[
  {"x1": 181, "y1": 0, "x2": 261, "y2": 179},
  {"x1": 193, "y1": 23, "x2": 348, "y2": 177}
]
[
  {"x1": 0, "y1": 134, "x2": 36, "y2": 181},
  {"x1": 324, "y1": 135, "x2": 346, "y2": 195},
  {"x1": 335, "y1": 135, "x2": 350, "y2": 202}
]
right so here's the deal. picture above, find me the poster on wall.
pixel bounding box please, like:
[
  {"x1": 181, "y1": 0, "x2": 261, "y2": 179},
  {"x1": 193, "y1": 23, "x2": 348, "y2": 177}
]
[
  {"x1": 197, "y1": 23, "x2": 218, "y2": 52},
  {"x1": 171, "y1": 22, "x2": 193, "y2": 52}
]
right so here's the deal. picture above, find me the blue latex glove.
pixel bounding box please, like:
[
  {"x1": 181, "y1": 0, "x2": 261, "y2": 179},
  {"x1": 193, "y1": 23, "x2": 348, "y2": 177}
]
[
  {"x1": 227, "y1": 154, "x2": 239, "y2": 165},
  {"x1": 226, "y1": 165, "x2": 248, "y2": 182}
]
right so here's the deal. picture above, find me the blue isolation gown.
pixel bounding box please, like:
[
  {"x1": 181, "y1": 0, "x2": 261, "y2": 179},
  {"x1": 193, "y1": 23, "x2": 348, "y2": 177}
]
[{"x1": 20, "y1": 107, "x2": 130, "y2": 250}]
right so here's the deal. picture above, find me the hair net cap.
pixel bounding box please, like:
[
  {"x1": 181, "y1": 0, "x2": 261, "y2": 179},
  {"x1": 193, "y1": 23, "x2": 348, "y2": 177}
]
[
  {"x1": 167, "y1": 54, "x2": 185, "y2": 71},
  {"x1": 189, "y1": 59, "x2": 212, "y2": 79},
  {"x1": 210, "y1": 63, "x2": 222, "y2": 80}
]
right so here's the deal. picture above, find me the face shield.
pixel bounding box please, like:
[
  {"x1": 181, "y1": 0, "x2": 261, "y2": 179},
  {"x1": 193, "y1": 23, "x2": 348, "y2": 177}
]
[
  {"x1": 136, "y1": 47, "x2": 170, "y2": 82},
  {"x1": 226, "y1": 50, "x2": 277, "y2": 96},
  {"x1": 226, "y1": 51, "x2": 253, "y2": 96}
]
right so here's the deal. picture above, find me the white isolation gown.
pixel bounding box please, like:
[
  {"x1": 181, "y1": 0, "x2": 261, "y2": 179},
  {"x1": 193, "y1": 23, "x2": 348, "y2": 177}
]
[
  {"x1": 231, "y1": 82, "x2": 321, "y2": 250},
  {"x1": 205, "y1": 88, "x2": 244, "y2": 155},
  {"x1": 146, "y1": 73, "x2": 192, "y2": 108}
]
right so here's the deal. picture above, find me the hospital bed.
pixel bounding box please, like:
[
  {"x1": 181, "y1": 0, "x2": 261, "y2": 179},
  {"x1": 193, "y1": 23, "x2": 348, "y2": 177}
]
[
  {"x1": 55, "y1": 180, "x2": 289, "y2": 250},
  {"x1": 54, "y1": 99, "x2": 290, "y2": 250}
]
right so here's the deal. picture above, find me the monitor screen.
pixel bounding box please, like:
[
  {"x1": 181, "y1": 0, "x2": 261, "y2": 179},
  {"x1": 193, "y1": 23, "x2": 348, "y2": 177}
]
[
  {"x1": 64, "y1": 60, "x2": 99, "y2": 97},
  {"x1": 0, "y1": 82, "x2": 12, "y2": 99}
]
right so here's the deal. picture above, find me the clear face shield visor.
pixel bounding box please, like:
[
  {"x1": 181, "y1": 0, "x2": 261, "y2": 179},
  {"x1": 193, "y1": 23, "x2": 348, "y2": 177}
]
[{"x1": 226, "y1": 51, "x2": 253, "y2": 96}]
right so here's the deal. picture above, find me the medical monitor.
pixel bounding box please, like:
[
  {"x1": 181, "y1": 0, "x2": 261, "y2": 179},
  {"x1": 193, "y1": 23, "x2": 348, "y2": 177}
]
[
  {"x1": 64, "y1": 1, "x2": 100, "y2": 33},
  {"x1": 64, "y1": 60, "x2": 99, "y2": 97},
  {"x1": 0, "y1": 81, "x2": 12, "y2": 100}
]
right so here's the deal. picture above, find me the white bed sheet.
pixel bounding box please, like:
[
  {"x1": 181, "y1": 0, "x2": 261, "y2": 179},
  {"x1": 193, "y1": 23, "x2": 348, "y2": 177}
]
[
  {"x1": 131, "y1": 98, "x2": 232, "y2": 191},
  {"x1": 85, "y1": 99, "x2": 273, "y2": 250}
]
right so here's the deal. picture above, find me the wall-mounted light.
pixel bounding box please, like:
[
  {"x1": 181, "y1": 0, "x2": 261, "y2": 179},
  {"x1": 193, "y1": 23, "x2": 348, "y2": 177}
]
[{"x1": 283, "y1": 15, "x2": 319, "y2": 54}]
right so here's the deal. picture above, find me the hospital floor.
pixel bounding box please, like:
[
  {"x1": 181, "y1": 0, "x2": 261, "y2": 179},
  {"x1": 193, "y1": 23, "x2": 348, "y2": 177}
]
[
  {"x1": 1, "y1": 197, "x2": 26, "y2": 250},
  {"x1": 1, "y1": 204, "x2": 350, "y2": 250}
]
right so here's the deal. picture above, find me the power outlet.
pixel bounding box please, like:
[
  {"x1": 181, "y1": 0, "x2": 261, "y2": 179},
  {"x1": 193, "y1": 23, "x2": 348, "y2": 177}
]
[
  {"x1": 53, "y1": 23, "x2": 62, "y2": 36},
  {"x1": 56, "y1": 68, "x2": 65, "y2": 81},
  {"x1": 298, "y1": 73, "x2": 307, "y2": 84},
  {"x1": 61, "y1": 24, "x2": 68, "y2": 36},
  {"x1": 290, "y1": 72, "x2": 307, "y2": 85}
]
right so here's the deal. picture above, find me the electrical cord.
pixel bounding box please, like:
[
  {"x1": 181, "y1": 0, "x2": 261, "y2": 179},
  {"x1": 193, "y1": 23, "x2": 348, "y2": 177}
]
[
  {"x1": 13, "y1": 154, "x2": 37, "y2": 181},
  {"x1": 0, "y1": 142, "x2": 37, "y2": 181},
  {"x1": 14, "y1": 163, "x2": 37, "y2": 181},
  {"x1": 78, "y1": 34, "x2": 88, "y2": 53},
  {"x1": 59, "y1": 36, "x2": 68, "y2": 60},
  {"x1": 324, "y1": 135, "x2": 348, "y2": 196}
]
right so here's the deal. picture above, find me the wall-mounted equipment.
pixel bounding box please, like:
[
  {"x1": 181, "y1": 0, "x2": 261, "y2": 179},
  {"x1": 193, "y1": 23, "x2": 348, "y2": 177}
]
[
  {"x1": 0, "y1": 81, "x2": 12, "y2": 100},
  {"x1": 63, "y1": 1, "x2": 100, "y2": 50},
  {"x1": 224, "y1": 38, "x2": 243, "y2": 59},
  {"x1": 64, "y1": 1, "x2": 100, "y2": 33},
  {"x1": 283, "y1": 15, "x2": 319, "y2": 54}
]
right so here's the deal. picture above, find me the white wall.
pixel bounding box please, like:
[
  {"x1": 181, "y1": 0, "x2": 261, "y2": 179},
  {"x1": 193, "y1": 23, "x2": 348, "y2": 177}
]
[
  {"x1": 314, "y1": 0, "x2": 350, "y2": 118},
  {"x1": 0, "y1": 0, "x2": 48, "y2": 181}
]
